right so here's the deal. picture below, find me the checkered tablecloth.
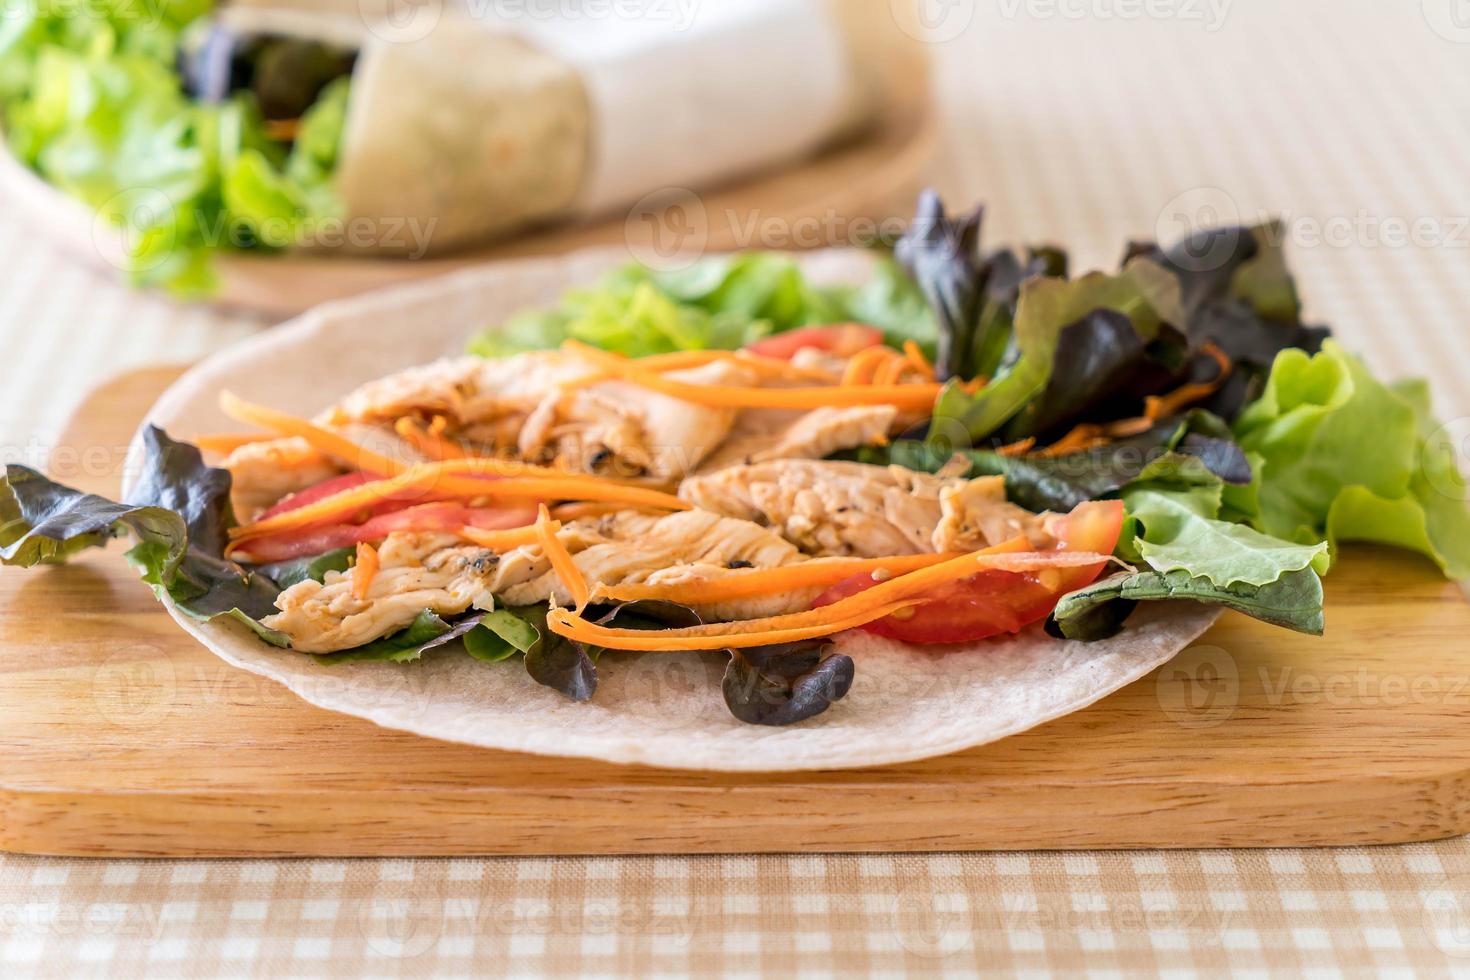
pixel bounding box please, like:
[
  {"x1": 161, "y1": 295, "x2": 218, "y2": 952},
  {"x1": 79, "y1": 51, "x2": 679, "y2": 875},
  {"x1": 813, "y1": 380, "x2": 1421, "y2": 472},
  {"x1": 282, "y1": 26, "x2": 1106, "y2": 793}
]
[{"x1": 4, "y1": 1, "x2": 1470, "y2": 975}]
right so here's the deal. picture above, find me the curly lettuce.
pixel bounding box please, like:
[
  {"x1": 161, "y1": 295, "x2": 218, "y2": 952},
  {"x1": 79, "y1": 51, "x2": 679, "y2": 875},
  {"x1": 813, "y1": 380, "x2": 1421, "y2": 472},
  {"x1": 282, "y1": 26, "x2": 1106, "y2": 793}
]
[
  {"x1": 468, "y1": 252, "x2": 934, "y2": 360},
  {"x1": 1226, "y1": 341, "x2": 1470, "y2": 580},
  {"x1": 0, "y1": 0, "x2": 348, "y2": 294}
]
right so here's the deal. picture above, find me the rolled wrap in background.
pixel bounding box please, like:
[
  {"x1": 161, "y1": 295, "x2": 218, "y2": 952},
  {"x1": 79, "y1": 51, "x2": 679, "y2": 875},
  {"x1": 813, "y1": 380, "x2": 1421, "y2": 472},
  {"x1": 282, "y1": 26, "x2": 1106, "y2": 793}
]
[{"x1": 223, "y1": 0, "x2": 899, "y2": 255}]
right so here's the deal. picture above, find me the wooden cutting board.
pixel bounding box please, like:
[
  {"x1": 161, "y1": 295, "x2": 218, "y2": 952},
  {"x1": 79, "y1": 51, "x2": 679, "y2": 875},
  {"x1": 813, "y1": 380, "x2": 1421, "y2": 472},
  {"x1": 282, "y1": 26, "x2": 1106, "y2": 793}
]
[{"x1": 4, "y1": 367, "x2": 1470, "y2": 857}]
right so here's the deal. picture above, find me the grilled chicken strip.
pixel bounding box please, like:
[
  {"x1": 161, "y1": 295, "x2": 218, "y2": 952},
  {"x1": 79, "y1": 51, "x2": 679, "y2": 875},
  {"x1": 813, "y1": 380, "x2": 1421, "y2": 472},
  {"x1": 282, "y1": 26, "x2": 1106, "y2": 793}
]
[
  {"x1": 264, "y1": 532, "x2": 502, "y2": 653},
  {"x1": 696, "y1": 404, "x2": 897, "y2": 473},
  {"x1": 222, "y1": 351, "x2": 752, "y2": 512},
  {"x1": 263, "y1": 510, "x2": 809, "y2": 652},
  {"x1": 679, "y1": 460, "x2": 1059, "y2": 558}
]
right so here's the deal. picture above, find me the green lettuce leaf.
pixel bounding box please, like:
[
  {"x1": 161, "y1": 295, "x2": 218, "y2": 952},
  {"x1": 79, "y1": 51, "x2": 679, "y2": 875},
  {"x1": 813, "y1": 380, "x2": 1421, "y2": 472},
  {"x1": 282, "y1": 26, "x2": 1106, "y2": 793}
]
[
  {"x1": 1227, "y1": 341, "x2": 1470, "y2": 580},
  {"x1": 930, "y1": 256, "x2": 1183, "y2": 442},
  {"x1": 0, "y1": 0, "x2": 348, "y2": 294},
  {"x1": 1123, "y1": 486, "x2": 1328, "y2": 587},
  {"x1": 316, "y1": 610, "x2": 480, "y2": 665},
  {"x1": 467, "y1": 252, "x2": 933, "y2": 360},
  {"x1": 1049, "y1": 567, "x2": 1325, "y2": 641},
  {"x1": 0, "y1": 426, "x2": 286, "y2": 643}
]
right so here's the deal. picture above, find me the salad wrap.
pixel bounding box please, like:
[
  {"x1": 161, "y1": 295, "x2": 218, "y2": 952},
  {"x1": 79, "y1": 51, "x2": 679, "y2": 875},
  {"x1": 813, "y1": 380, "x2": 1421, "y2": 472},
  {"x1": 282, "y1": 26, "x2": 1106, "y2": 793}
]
[
  {"x1": 0, "y1": 0, "x2": 883, "y2": 290},
  {"x1": 7, "y1": 194, "x2": 1467, "y2": 771}
]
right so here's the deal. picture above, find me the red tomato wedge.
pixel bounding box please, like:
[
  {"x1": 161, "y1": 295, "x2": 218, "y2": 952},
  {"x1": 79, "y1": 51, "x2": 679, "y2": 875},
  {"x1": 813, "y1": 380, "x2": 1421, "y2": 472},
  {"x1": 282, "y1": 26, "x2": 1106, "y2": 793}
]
[
  {"x1": 744, "y1": 323, "x2": 884, "y2": 360},
  {"x1": 256, "y1": 472, "x2": 375, "y2": 521},
  {"x1": 811, "y1": 500, "x2": 1125, "y2": 645},
  {"x1": 235, "y1": 503, "x2": 537, "y2": 563}
]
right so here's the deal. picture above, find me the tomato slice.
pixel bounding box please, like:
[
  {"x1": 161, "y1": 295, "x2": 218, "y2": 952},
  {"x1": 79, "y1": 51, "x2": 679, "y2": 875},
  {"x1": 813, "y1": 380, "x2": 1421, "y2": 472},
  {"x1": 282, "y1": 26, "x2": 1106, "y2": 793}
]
[
  {"x1": 236, "y1": 503, "x2": 537, "y2": 563},
  {"x1": 257, "y1": 472, "x2": 375, "y2": 521},
  {"x1": 811, "y1": 500, "x2": 1125, "y2": 645},
  {"x1": 744, "y1": 323, "x2": 884, "y2": 360}
]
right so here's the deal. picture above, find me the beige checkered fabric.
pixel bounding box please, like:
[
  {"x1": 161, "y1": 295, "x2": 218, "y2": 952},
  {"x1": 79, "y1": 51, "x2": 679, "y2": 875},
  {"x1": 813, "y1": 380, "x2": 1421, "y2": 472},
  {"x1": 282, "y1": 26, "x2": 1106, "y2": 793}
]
[
  {"x1": 4, "y1": 1, "x2": 1470, "y2": 974},
  {"x1": 7, "y1": 850, "x2": 1470, "y2": 975}
]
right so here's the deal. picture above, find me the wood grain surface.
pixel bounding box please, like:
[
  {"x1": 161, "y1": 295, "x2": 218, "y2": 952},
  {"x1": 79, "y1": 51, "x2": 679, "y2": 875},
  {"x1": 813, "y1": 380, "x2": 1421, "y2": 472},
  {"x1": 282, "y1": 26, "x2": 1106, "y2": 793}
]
[{"x1": 3, "y1": 368, "x2": 1469, "y2": 857}]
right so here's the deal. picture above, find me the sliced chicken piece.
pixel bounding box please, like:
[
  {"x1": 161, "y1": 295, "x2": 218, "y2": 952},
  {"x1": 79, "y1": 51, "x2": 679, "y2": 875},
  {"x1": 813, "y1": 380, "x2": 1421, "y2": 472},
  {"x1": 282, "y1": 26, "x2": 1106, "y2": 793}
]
[
  {"x1": 517, "y1": 360, "x2": 753, "y2": 478},
  {"x1": 491, "y1": 508, "x2": 805, "y2": 608},
  {"x1": 680, "y1": 460, "x2": 1058, "y2": 558},
  {"x1": 264, "y1": 532, "x2": 500, "y2": 653},
  {"x1": 697, "y1": 404, "x2": 896, "y2": 473},
  {"x1": 933, "y1": 477, "x2": 1061, "y2": 551},
  {"x1": 222, "y1": 437, "x2": 341, "y2": 521},
  {"x1": 330, "y1": 353, "x2": 589, "y2": 429}
]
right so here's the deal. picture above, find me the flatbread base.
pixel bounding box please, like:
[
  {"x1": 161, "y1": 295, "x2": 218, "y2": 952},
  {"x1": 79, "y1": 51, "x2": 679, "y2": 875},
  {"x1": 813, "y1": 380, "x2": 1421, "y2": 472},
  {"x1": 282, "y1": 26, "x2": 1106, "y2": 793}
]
[{"x1": 131, "y1": 247, "x2": 1218, "y2": 771}]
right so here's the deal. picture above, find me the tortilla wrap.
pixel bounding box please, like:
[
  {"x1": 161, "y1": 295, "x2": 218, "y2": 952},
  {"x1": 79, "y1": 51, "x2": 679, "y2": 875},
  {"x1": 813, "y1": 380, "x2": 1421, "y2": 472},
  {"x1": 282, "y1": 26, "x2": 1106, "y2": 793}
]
[
  {"x1": 220, "y1": 0, "x2": 883, "y2": 255},
  {"x1": 127, "y1": 248, "x2": 1220, "y2": 771}
]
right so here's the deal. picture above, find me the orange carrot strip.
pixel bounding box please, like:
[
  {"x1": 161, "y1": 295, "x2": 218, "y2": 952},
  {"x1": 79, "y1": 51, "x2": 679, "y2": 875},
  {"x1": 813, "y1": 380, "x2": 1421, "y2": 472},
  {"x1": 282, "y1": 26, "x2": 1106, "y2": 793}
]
[
  {"x1": 996, "y1": 437, "x2": 1036, "y2": 457},
  {"x1": 457, "y1": 526, "x2": 542, "y2": 550},
  {"x1": 548, "y1": 599, "x2": 925, "y2": 650},
  {"x1": 563, "y1": 341, "x2": 942, "y2": 411},
  {"x1": 536, "y1": 504, "x2": 589, "y2": 611},
  {"x1": 546, "y1": 539, "x2": 1109, "y2": 652},
  {"x1": 193, "y1": 433, "x2": 274, "y2": 454},
  {"x1": 841, "y1": 346, "x2": 892, "y2": 386},
  {"x1": 873, "y1": 352, "x2": 911, "y2": 387},
  {"x1": 1144, "y1": 343, "x2": 1234, "y2": 420},
  {"x1": 394, "y1": 417, "x2": 467, "y2": 461},
  {"x1": 592, "y1": 552, "x2": 969, "y2": 606},
  {"x1": 351, "y1": 542, "x2": 380, "y2": 600},
  {"x1": 228, "y1": 467, "x2": 688, "y2": 542},
  {"x1": 902, "y1": 340, "x2": 934, "y2": 379},
  {"x1": 550, "y1": 502, "x2": 636, "y2": 522},
  {"x1": 221, "y1": 391, "x2": 409, "y2": 475}
]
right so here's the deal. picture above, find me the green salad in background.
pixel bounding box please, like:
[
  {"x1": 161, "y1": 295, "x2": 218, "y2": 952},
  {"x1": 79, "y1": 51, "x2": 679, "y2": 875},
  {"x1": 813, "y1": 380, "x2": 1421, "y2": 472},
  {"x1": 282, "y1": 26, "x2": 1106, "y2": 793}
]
[{"x1": 0, "y1": 0, "x2": 350, "y2": 292}]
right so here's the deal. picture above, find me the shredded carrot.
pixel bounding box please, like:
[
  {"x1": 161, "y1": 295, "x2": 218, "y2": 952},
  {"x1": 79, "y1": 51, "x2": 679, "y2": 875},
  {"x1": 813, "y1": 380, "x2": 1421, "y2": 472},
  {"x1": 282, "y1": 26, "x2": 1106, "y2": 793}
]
[
  {"x1": 902, "y1": 340, "x2": 934, "y2": 379},
  {"x1": 564, "y1": 348, "x2": 837, "y2": 390},
  {"x1": 1033, "y1": 424, "x2": 1110, "y2": 457},
  {"x1": 456, "y1": 525, "x2": 542, "y2": 551},
  {"x1": 536, "y1": 504, "x2": 589, "y2": 611},
  {"x1": 394, "y1": 417, "x2": 467, "y2": 461},
  {"x1": 221, "y1": 391, "x2": 409, "y2": 475},
  {"x1": 593, "y1": 552, "x2": 970, "y2": 606},
  {"x1": 193, "y1": 432, "x2": 274, "y2": 455},
  {"x1": 550, "y1": 501, "x2": 636, "y2": 522},
  {"x1": 841, "y1": 346, "x2": 892, "y2": 386},
  {"x1": 562, "y1": 341, "x2": 943, "y2": 411},
  {"x1": 545, "y1": 539, "x2": 1110, "y2": 651},
  {"x1": 548, "y1": 599, "x2": 926, "y2": 650},
  {"x1": 351, "y1": 542, "x2": 380, "y2": 600},
  {"x1": 873, "y1": 352, "x2": 911, "y2": 386},
  {"x1": 264, "y1": 117, "x2": 301, "y2": 142},
  {"x1": 228, "y1": 465, "x2": 689, "y2": 543},
  {"x1": 1144, "y1": 343, "x2": 1234, "y2": 420},
  {"x1": 996, "y1": 437, "x2": 1036, "y2": 457}
]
